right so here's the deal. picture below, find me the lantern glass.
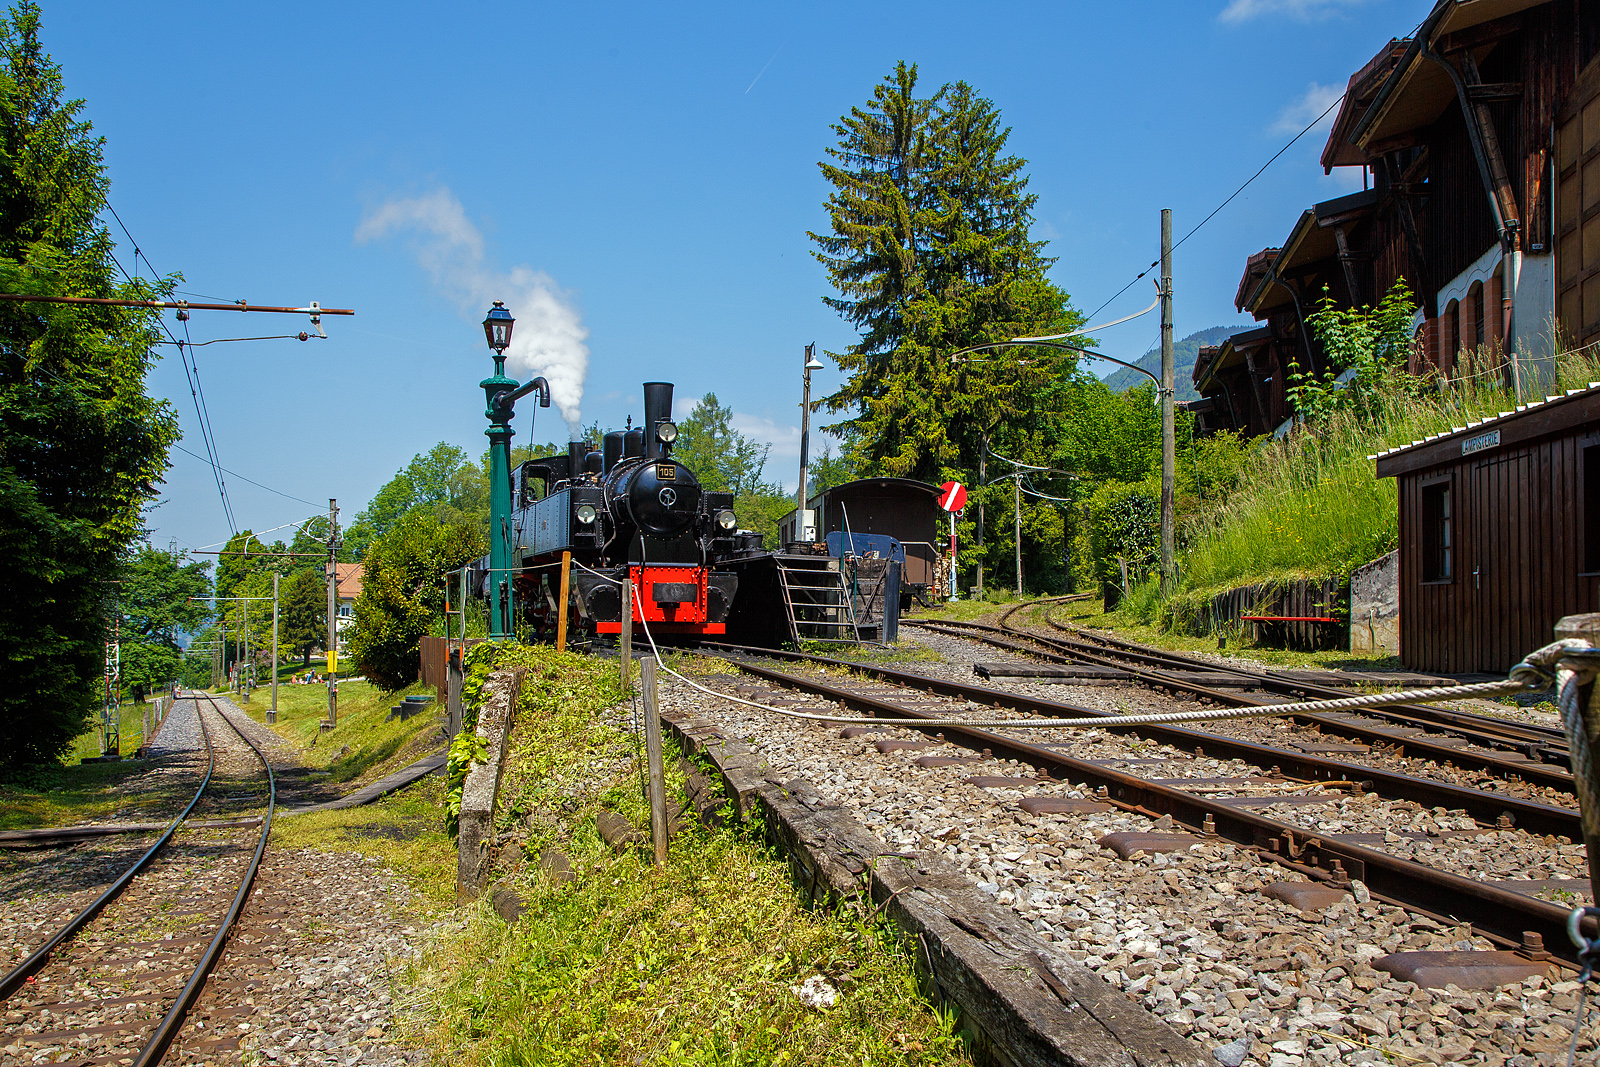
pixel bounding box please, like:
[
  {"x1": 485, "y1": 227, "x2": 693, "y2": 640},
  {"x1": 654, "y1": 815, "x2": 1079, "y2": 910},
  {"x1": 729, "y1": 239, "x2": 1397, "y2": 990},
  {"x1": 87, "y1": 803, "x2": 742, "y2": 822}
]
[{"x1": 482, "y1": 301, "x2": 515, "y2": 353}]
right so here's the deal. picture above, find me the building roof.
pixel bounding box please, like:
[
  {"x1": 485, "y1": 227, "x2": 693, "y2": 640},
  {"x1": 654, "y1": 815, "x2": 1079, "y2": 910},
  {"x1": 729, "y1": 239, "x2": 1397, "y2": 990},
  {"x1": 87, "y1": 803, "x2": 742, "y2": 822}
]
[
  {"x1": 335, "y1": 562, "x2": 364, "y2": 601},
  {"x1": 1242, "y1": 190, "x2": 1379, "y2": 316},
  {"x1": 1350, "y1": 0, "x2": 1547, "y2": 152},
  {"x1": 1193, "y1": 326, "x2": 1271, "y2": 392},
  {"x1": 1372, "y1": 381, "x2": 1600, "y2": 477},
  {"x1": 1321, "y1": 38, "x2": 1412, "y2": 172}
]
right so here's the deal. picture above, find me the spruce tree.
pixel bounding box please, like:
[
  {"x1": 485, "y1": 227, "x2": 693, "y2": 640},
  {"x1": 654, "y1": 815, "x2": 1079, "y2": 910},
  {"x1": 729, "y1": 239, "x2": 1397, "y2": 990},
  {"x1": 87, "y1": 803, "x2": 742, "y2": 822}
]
[
  {"x1": 0, "y1": 3, "x2": 177, "y2": 770},
  {"x1": 812, "y1": 66, "x2": 1080, "y2": 483}
]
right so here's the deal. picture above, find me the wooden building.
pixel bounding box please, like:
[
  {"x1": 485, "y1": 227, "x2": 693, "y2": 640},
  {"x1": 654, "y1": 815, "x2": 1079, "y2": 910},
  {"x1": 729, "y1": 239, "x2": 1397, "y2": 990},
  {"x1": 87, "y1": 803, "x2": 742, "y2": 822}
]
[
  {"x1": 1374, "y1": 382, "x2": 1600, "y2": 672},
  {"x1": 778, "y1": 477, "x2": 942, "y2": 591},
  {"x1": 1198, "y1": 2, "x2": 1600, "y2": 433}
]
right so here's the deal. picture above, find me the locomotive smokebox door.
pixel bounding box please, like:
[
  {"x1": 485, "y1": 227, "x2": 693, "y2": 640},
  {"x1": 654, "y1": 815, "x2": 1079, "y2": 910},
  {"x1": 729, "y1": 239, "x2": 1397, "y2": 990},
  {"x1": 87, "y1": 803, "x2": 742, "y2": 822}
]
[{"x1": 652, "y1": 582, "x2": 698, "y2": 604}]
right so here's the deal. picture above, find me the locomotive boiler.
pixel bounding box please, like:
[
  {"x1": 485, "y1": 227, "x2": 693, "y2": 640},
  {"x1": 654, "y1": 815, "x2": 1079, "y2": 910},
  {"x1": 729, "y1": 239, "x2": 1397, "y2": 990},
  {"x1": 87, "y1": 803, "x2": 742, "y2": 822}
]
[{"x1": 508, "y1": 381, "x2": 744, "y2": 641}]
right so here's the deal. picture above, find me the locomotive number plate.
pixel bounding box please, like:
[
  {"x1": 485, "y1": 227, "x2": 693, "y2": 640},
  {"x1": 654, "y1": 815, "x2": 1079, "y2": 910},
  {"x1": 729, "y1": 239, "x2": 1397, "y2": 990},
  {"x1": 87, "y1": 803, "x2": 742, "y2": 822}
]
[{"x1": 657, "y1": 464, "x2": 676, "y2": 479}]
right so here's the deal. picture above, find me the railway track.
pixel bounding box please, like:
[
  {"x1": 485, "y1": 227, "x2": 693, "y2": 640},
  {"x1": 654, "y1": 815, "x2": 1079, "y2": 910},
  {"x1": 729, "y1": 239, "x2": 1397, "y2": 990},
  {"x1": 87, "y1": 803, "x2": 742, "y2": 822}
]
[
  {"x1": 694, "y1": 639, "x2": 1595, "y2": 974},
  {"x1": 0, "y1": 692, "x2": 276, "y2": 1066},
  {"x1": 903, "y1": 607, "x2": 1576, "y2": 799}
]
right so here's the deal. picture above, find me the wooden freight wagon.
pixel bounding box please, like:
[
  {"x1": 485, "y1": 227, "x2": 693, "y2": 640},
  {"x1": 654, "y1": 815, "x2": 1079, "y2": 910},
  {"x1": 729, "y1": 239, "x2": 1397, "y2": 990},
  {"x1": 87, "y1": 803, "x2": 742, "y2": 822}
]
[{"x1": 1375, "y1": 383, "x2": 1600, "y2": 673}]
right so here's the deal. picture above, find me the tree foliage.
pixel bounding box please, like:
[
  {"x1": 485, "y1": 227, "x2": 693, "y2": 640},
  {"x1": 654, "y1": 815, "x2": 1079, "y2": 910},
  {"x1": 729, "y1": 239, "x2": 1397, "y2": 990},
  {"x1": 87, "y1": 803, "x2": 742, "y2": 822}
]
[
  {"x1": 280, "y1": 568, "x2": 325, "y2": 667},
  {"x1": 0, "y1": 4, "x2": 176, "y2": 770},
  {"x1": 1289, "y1": 280, "x2": 1419, "y2": 422},
  {"x1": 349, "y1": 511, "x2": 485, "y2": 691},
  {"x1": 345, "y1": 442, "x2": 487, "y2": 560},
  {"x1": 812, "y1": 63, "x2": 1079, "y2": 482}
]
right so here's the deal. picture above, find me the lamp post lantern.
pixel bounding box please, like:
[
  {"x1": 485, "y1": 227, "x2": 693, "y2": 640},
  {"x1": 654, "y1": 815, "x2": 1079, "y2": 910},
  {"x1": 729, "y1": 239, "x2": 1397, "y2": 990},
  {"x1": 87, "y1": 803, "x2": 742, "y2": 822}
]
[{"x1": 478, "y1": 301, "x2": 550, "y2": 641}]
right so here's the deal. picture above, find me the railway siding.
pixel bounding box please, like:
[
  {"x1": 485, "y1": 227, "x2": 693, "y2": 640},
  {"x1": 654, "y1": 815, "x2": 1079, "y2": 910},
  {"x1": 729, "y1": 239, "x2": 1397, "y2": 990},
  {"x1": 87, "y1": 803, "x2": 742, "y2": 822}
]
[
  {"x1": 662, "y1": 653, "x2": 1600, "y2": 1062},
  {"x1": 657, "y1": 701, "x2": 1208, "y2": 1067}
]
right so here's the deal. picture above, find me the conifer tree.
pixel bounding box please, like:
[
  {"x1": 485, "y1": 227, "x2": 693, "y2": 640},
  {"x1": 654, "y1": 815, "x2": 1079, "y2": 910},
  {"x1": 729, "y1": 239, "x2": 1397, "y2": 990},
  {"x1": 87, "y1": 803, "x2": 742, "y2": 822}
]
[
  {"x1": 812, "y1": 66, "x2": 1081, "y2": 483},
  {"x1": 0, "y1": 3, "x2": 177, "y2": 770}
]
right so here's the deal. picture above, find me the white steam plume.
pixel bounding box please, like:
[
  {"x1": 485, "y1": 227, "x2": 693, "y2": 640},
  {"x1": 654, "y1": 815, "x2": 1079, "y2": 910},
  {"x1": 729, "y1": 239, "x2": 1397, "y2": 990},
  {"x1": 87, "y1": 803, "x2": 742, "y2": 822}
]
[{"x1": 356, "y1": 188, "x2": 588, "y2": 433}]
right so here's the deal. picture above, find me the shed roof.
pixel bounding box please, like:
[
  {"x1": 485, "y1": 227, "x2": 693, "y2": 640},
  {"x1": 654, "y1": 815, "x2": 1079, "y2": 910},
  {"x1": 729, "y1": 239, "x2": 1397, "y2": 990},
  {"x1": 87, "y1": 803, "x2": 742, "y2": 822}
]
[
  {"x1": 1243, "y1": 190, "x2": 1379, "y2": 316},
  {"x1": 1321, "y1": 38, "x2": 1412, "y2": 172},
  {"x1": 1372, "y1": 381, "x2": 1600, "y2": 477}
]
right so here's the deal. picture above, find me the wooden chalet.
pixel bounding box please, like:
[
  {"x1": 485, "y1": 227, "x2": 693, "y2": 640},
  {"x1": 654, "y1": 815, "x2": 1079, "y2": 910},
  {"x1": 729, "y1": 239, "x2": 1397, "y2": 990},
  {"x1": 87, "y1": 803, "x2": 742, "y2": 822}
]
[
  {"x1": 1375, "y1": 382, "x2": 1600, "y2": 673},
  {"x1": 1197, "y1": 0, "x2": 1600, "y2": 432}
]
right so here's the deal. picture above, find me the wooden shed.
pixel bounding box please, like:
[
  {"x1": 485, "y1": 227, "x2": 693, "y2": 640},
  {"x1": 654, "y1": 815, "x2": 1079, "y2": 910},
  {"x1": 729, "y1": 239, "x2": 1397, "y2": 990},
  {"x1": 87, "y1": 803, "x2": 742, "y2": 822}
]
[
  {"x1": 778, "y1": 478, "x2": 941, "y2": 590},
  {"x1": 1374, "y1": 382, "x2": 1600, "y2": 672}
]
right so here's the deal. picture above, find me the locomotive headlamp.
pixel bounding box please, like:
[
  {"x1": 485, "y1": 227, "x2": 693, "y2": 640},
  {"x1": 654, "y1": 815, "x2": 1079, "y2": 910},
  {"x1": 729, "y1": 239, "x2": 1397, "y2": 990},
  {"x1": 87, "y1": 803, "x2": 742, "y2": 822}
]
[
  {"x1": 716, "y1": 509, "x2": 737, "y2": 530},
  {"x1": 576, "y1": 504, "x2": 597, "y2": 524},
  {"x1": 655, "y1": 420, "x2": 678, "y2": 445},
  {"x1": 482, "y1": 300, "x2": 515, "y2": 353}
]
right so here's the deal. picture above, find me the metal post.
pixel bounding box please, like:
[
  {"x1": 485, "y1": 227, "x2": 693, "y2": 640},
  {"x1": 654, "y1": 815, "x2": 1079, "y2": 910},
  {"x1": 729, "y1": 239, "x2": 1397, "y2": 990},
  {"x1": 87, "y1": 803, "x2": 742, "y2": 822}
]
[
  {"x1": 269, "y1": 571, "x2": 279, "y2": 724},
  {"x1": 948, "y1": 511, "x2": 958, "y2": 600},
  {"x1": 797, "y1": 343, "x2": 821, "y2": 540},
  {"x1": 1014, "y1": 470, "x2": 1023, "y2": 599},
  {"x1": 242, "y1": 598, "x2": 250, "y2": 702},
  {"x1": 326, "y1": 498, "x2": 339, "y2": 728},
  {"x1": 642, "y1": 657, "x2": 668, "y2": 867},
  {"x1": 482, "y1": 352, "x2": 517, "y2": 640},
  {"x1": 1555, "y1": 614, "x2": 1600, "y2": 900},
  {"x1": 976, "y1": 436, "x2": 987, "y2": 598},
  {"x1": 1159, "y1": 208, "x2": 1176, "y2": 595},
  {"x1": 620, "y1": 577, "x2": 633, "y2": 695},
  {"x1": 556, "y1": 550, "x2": 571, "y2": 652}
]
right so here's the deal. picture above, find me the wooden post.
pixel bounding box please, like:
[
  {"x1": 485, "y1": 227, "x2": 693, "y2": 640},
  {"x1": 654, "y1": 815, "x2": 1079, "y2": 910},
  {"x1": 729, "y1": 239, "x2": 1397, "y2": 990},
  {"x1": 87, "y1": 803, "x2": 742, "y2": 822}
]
[
  {"x1": 642, "y1": 657, "x2": 668, "y2": 867},
  {"x1": 269, "y1": 571, "x2": 279, "y2": 724},
  {"x1": 556, "y1": 550, "x2": 572, "y2": 652},
  {"x1": 620, "y1": 576, "x2": 633, "y2": 695},
  {"x1": 446, "y1": 645, "x2": 464, "y2": 738}
]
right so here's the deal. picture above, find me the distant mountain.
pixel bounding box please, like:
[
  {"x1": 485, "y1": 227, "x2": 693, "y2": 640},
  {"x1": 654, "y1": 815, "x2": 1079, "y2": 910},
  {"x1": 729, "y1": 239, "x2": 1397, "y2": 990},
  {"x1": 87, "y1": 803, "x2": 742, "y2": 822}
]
[{"x1": 1100, "y1": 325, "x2": 1250, "y2": 403}]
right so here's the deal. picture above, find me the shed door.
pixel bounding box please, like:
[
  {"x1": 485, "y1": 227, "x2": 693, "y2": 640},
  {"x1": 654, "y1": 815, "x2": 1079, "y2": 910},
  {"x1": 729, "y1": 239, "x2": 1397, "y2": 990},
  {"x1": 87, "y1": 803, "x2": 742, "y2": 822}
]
[
  {"x1": 1468, "y1": 453, "x2": 1534, "y2": 672},
  {"x1": 1555, "y1": 56, "x2": 1600, "y2": 350}
]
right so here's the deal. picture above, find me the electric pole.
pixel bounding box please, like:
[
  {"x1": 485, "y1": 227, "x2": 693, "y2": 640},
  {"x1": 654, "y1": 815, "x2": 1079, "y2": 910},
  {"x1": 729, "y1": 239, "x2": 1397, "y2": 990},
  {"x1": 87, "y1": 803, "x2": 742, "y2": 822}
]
[
  {"x1": 1159, "y1": 208, "x2": 1176, "y2": 595},
  {"x1": 1014, "y1": 470, "x2": 1024, "y2": 599},
  {"x1": 326, "y1": 498, "x2": 339, "y2": 728},
  {"x1": 270, "y1": 570, "x2": 280, "y2": 724},
  {"x1": 796, "y1": 343, "x2": 823, "y2": 541},
  {"x1": 242, "y1": 598, "x2": 250, "y2": 701},
  {"x1": 976, "y1": 437, "x2": 987, "y2": 599}
]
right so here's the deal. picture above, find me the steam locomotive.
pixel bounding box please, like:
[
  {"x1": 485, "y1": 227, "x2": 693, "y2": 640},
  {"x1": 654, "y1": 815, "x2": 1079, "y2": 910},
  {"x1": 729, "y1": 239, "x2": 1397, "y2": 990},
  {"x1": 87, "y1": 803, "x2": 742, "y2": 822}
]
[{"x1": 507, "y1": 382, "x2": 749, "y2": 641}]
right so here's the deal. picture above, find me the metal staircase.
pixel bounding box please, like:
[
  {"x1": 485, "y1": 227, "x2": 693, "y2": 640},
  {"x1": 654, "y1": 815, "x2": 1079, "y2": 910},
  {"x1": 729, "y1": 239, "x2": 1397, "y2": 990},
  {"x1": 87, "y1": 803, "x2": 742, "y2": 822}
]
[{"x1": 776, "y1": 558, "x2": 860, "y2": 645}]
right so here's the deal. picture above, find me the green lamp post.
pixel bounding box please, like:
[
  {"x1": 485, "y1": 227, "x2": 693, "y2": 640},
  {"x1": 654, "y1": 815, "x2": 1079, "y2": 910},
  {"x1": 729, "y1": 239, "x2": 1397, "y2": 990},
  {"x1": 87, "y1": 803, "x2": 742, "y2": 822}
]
[{"x1": 479, "y1": 301, "x2": 550, "y2": 640}]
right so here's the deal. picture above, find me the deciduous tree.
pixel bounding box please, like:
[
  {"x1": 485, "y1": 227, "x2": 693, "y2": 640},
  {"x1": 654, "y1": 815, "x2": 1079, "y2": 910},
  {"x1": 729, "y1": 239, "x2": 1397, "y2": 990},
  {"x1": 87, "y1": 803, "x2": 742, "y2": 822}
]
[{"x1": 0, "y1": 4, "x2": 177, "y2": 770}]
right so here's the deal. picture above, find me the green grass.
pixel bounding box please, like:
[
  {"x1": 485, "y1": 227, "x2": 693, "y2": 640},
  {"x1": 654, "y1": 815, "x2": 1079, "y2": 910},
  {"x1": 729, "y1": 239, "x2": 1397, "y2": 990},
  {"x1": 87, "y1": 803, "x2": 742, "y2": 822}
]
[
  {"x1": 272, "y1": 774, "x2": 458, "y2": 903},
  {"x1": 66, "y1": 698, "x2": 162, "y2": 763},
  {"x1": 251, "y1": 677, "x2": 444, "y2": 784},
  {"x1": 1124, "y1": 350, "x2": 1600, "y2": 633},
  {"x1": 1041, "y1": 597, "x2": 1405, "y2": 671},
  {"x1": 0, "y1": 758, "x2": 184, "y2": 831},
  {"x1": 384, "y1": 644, "x2": 971, "y2": 1067}
]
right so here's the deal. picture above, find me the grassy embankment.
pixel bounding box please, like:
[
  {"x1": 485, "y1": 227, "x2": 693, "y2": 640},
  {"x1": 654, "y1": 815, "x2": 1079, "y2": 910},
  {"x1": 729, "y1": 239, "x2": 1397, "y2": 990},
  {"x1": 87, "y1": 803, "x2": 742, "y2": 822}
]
[
  {"x1": 1120, "y1": 352, "x2": 1600, "y2": 635},
  {"x1": 247, "y1": 674, "x2": 443, "y2": 784},
  {"x1": 277, "y1": 645, "x2": 968, "y2": 1066}
]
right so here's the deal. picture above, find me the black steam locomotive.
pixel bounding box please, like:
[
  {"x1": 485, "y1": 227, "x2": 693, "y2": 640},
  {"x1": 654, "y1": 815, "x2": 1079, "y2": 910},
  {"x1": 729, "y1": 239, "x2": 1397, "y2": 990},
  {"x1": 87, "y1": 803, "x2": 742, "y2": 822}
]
[{"x1": 508, "y1": 382, "x2": 749, "y2": 640}]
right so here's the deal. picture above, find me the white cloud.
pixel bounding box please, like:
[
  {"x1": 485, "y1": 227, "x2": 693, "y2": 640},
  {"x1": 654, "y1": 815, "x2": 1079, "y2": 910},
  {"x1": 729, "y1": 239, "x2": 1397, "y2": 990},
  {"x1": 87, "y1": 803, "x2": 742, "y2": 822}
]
[
  {"x1": 355, "y1": 188, "x2": 590, "y2": 433},
  {"x1": 1271, "y1": 81, "x2": 1346, "y2": 135},
  {"x1": 1220, "y1": 0, "x2": 1367, "y2": 23}
]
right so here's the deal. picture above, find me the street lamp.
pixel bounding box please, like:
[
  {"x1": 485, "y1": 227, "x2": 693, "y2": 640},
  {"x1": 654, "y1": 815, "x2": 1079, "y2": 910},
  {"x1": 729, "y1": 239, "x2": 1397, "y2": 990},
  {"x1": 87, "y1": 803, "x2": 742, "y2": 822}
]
[
  {"x1": 479, "y1": 301, "x2": 549, "y2": 640},
  {"x1": 796, "y1": 343, "x2": 826, "y2": 542}
]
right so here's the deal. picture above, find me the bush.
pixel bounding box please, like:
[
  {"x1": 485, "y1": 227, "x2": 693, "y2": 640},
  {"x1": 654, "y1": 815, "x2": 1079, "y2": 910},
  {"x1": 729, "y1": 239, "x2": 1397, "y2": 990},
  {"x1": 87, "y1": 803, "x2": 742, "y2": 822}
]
[{"x1": 1085, "y1": 478, "x2": 1159, "y2": 591}]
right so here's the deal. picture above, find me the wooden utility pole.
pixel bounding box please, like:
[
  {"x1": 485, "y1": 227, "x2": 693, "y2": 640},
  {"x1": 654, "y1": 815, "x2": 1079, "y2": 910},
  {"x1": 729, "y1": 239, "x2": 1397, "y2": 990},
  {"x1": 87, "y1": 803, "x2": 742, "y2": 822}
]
[
  {"x1": 241, "y1": 598, "x2": 250, "y2": 701},
  {"x1": 325, "y1": 498, "x2": 339, "y2": 728},
  {"x1": 269, "y1": 571, "x2": 279, "y2": 724},
  {"x1": 642, "y1": 658, "x2": 668, "y2": 867},
  {"x1": 620, "y1": 578, "x2": 633, "y2": 695},
  {"x1": 1159, "y1": 209, "x2": 1176, "y2": 594}
]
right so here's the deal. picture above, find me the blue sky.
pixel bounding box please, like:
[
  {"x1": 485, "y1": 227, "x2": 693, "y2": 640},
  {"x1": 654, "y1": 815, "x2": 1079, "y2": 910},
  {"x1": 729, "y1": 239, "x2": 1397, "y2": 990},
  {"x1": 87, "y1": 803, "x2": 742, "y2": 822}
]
[{"x1": 43, "y1": 0, "x2": 1433, "y2": 553}]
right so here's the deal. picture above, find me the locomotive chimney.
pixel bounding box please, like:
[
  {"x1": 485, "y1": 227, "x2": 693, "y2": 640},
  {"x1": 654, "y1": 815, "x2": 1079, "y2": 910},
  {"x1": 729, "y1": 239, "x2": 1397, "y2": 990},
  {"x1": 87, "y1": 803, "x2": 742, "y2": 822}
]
[
  {"x1": 642, "y1": 382, "x2": 674, "y2": 461},
  {"x1": 567, "y1": 439, "x2": 587, "y2": 480},
  {"x1": 603, "y1": 430, "x2": 625, "y2": 473}
]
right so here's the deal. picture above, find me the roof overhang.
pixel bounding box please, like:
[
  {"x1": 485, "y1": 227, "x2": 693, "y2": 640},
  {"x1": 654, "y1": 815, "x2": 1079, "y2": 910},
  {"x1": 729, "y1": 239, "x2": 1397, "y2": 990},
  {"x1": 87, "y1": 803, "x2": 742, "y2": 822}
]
[
  {"x1": 1194, "y1": 326, "x2": 1272, "y2": 393},
  {"x1": 1244, "y1": 190, "x2": 1379, "y2": 315},
  {"x1": 1351, "y1": 0, "x2": 1546, "y2": 152}
]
